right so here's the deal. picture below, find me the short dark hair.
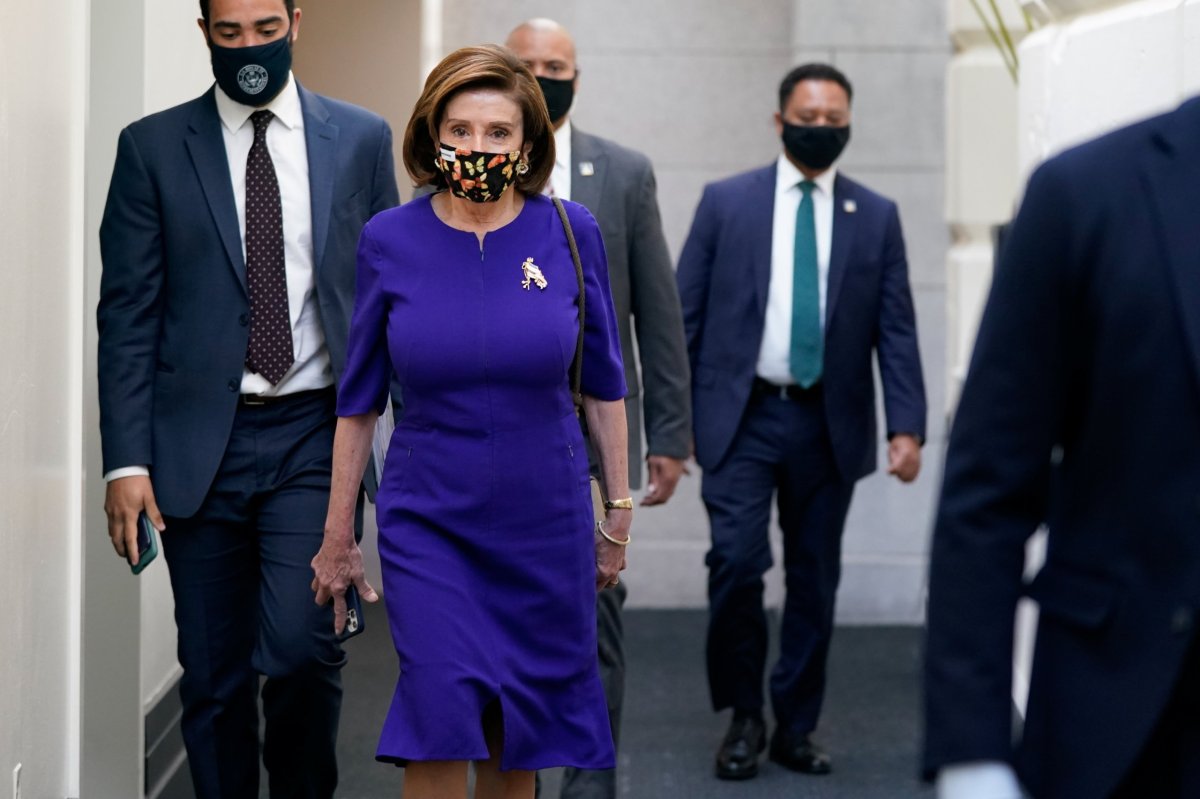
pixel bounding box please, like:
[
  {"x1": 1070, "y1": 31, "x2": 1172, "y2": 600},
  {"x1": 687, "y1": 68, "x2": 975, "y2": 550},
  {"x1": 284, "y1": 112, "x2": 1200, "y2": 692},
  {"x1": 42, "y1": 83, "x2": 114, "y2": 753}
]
[
  {"x1": 778, "y1": 63, "x2": 853, "y2": 111},
  {"x1": 199, "y1": 0, "x2": 296, "y2": 26},
  {"x1": 403, "y1": 45, "x2": 555, "y2": 195}
]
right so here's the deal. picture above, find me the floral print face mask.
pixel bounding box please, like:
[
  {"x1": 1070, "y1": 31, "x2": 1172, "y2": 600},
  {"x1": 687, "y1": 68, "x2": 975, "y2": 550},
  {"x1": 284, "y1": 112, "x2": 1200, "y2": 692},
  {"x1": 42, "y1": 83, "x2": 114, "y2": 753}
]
[{"x1": 435, "y1": 144, "x2": 522, "y2": 203}]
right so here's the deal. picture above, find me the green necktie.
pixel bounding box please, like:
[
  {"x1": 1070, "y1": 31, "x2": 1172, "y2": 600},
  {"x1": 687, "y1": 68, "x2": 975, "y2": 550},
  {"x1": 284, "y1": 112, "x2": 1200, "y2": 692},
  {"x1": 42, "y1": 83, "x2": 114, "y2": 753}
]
[{"x1": 789, "y1": 180, "x2": 822, "y2": 387}]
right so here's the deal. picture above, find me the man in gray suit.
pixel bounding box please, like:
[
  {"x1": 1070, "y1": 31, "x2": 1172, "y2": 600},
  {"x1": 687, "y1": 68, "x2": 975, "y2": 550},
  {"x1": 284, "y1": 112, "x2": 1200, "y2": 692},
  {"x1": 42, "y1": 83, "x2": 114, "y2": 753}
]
[{"x1": 507, "y1": 18, "x2": 692, "y2": 799}]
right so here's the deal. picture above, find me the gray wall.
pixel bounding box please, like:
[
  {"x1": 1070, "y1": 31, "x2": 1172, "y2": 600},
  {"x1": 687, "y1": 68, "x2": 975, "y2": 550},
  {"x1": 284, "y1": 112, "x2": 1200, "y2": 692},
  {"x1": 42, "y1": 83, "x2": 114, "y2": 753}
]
[{"x1": 441, "y1": 1, "x2": 948, "y2": 622}]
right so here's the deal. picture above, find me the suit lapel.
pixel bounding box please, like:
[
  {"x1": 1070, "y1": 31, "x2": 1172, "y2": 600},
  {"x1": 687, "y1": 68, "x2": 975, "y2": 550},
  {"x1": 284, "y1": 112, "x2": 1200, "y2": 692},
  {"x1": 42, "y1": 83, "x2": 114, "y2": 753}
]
[
  {"x1": 568, "y1": 128, "x2": 608, "y2": 211},
  {"x1": 300, "y1": 85, "x2": 339, "y2": 273},
  {"x1": 185, "y1": 89, "x2": 246, "y2": 293},
  {"x1": 1145, "y1": 100, "x2": 1200, "y2": 388},
  {"x1": 826, "y1": 173, "x2": 856, "y2": 325},
  {"x1": 751, "y1": 165, "x2": 777, "y2": 318}
]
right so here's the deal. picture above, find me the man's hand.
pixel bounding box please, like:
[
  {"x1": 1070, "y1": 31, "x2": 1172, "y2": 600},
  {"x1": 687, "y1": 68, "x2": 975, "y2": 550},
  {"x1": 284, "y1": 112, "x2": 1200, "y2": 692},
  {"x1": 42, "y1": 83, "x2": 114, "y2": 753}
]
[
  {"x1": 887, "y1": 434, "x2": 922, "y2": 483},
  {"x1": 641, "y1": 455, "x2": 688, "y2": 506},
  {"x1": 104, "y1": 475, "x2": 165, "y2": 565},
  {"x1": 311, "y1": 533, "x2": 379, "y2": 634}
]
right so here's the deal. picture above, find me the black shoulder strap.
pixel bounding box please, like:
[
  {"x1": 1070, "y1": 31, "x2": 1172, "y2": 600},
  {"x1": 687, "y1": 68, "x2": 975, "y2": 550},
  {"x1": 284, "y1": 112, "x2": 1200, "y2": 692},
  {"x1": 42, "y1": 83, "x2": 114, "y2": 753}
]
[{"x1": 553, "y1": 196, "x2": 586, "y2": 411}]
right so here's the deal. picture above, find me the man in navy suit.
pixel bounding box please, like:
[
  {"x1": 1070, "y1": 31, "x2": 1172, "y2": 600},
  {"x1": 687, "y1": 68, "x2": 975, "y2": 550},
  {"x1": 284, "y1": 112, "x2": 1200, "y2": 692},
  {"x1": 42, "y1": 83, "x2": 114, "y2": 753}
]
[
  {"x1": 677, "y1": 63, "x2": 926, "y2": 781},
  {"x1": 924, "y1": 98, "x2": 1200, "y2": 799},
  {"x1": 97, "y1": 1, "x2": 398, "y2": 796}
]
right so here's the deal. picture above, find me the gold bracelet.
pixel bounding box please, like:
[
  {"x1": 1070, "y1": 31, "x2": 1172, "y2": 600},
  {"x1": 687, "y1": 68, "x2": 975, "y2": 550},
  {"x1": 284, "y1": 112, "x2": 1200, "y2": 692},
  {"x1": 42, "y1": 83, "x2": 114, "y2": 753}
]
[
  {"x1": 595, "y1": 521, "x2": 631, "y2": 546},
  {"x1": 603, "y1": 497, "x2": 634, "y2": 511}
]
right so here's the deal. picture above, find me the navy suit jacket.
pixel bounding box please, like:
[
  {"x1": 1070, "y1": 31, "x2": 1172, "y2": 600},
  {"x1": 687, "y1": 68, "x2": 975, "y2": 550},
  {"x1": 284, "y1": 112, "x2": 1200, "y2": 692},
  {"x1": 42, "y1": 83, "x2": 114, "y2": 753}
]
[
  {"x1": 923, "y1": 97, "x2": 1200, "y2": 798},
  {"x1": 677, "y1": 163, "x2": 925, "y2": 481},
  {"x1": 98, "y1": 84, "x2": 399, "y2": 517}
]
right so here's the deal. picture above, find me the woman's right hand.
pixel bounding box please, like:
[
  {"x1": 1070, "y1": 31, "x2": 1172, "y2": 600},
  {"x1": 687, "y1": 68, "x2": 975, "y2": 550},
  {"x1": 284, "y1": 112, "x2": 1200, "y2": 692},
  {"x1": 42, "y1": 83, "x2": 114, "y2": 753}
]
[{"x1": 311, "y1": 528, "x2": 379, "y2": 633}]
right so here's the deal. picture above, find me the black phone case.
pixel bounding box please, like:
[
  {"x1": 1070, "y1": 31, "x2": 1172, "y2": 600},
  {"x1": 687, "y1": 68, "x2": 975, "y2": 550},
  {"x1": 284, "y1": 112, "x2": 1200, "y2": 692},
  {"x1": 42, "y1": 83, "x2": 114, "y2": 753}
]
[{"x1": 129, "y1": 511, "x2": 159, "y2": 575}]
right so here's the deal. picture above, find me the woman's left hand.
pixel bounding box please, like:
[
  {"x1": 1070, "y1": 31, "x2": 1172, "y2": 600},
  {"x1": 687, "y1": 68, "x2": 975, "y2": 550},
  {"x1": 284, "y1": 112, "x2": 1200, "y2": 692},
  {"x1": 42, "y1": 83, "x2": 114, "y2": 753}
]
[{"x1": 595, "y1": 508, "x2": 631, "y2": 591}]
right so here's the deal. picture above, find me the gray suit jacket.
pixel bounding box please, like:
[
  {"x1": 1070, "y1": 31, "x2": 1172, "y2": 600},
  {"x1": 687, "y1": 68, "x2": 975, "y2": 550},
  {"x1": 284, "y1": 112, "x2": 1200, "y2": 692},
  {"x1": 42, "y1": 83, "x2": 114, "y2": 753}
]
[{"x1": 570, "y1": 128, "x2": 691, "y2": 489}]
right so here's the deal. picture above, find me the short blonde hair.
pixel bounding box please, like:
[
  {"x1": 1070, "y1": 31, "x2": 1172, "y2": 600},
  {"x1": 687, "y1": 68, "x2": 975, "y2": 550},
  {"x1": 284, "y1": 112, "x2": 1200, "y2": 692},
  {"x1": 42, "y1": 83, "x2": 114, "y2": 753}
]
[{"x1": 403, "y1": 44, "x2": 554, "y2": 194}]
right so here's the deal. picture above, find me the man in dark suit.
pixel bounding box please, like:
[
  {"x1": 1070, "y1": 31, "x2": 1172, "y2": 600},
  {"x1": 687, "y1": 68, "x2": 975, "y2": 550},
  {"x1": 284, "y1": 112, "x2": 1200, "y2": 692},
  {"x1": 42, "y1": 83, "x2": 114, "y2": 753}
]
[
  {"x1": 923, "y1": 98, "x2": 1200, "y2": 799},
  {"x1": 97, "y1": 1, "x2": 398, "y2": 796},
  {"x1": 506, "y1": 18, "x2": 692, "y2": 799},
  {"x1": 677, "y1": 63, "x2": 926, "y2": 781}
]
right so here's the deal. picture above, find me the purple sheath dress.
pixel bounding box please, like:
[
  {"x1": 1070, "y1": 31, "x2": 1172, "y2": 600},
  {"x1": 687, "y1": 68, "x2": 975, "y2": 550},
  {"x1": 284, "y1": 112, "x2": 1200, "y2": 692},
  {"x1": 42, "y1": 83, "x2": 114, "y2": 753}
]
[{"x1": 336, "y1": 193, "x2": 626, "y2": 771}]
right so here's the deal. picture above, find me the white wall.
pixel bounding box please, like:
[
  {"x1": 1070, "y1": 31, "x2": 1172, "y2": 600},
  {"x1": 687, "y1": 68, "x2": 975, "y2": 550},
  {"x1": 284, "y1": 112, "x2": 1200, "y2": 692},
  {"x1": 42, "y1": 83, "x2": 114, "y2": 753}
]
[
  {"x1": 0, "y1": 0, "x2": 87, "y2": 796},
  {"x1": 292, "y1": 0, "x2": 421, "y2": 200},
  {"x1": 1019, "y1": 0, "x2": 1200, "y2": 172}
]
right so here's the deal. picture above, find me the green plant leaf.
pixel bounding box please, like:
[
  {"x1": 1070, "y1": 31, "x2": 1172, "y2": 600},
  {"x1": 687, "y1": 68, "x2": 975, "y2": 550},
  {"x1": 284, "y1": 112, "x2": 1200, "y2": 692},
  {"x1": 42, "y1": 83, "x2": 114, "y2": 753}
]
[{"x1": 969, "y1": 0, "x2": 1019, "y2": 83}]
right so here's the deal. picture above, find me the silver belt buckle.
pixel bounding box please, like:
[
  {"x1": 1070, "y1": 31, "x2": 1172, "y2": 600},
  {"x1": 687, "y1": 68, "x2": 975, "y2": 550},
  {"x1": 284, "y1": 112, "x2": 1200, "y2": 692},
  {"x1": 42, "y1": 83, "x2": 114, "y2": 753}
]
[{"x1": 241, "y1": 394, "x2": 267, "y2": 406}]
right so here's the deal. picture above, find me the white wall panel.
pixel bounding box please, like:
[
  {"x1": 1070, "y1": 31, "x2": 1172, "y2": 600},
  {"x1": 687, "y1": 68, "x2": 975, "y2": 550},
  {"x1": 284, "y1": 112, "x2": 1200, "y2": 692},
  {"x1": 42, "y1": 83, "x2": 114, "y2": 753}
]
[
  {"x1": 0, "y1": 0, "x2": 87, "y2": 795},
  {"x1": 1019, "y1": 0, "x2": 1185, "y2": 173}
]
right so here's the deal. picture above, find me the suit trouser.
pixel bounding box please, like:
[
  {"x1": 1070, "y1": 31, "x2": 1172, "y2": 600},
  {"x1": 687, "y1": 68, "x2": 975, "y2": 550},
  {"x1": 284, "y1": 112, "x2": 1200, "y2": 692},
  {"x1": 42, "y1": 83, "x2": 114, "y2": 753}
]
[
  {"x1": 1110, "y1": 628, "x2": 1200, "y2": 798},
  {"x1": 701, "y1": 387, "x2": 854, "y2": 735},
  {"x1": 162, "y1": 390, "x2": 355, "y2": 799},
  {"x1": 556, "y1": 581, "x2": 628, "y2": 799}
]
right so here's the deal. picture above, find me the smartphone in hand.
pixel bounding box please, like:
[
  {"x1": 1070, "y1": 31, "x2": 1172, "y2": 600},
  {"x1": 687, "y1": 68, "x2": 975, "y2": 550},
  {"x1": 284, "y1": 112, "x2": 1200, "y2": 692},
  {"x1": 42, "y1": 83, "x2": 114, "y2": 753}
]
[
  {"x1": 337, "y1": 585, "x2": 365, "y2": 642},
  {"x1": 128, "y1": 511, "x2": 159, "y2": 575}
]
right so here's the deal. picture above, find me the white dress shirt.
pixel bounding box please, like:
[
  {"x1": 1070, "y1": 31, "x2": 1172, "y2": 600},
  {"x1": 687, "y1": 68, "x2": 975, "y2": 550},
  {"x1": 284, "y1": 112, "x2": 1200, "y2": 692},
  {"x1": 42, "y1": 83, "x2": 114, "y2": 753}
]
[
  {"x1": 549, "y1": 120, "x2": 573, "y2": 201},
  {"x1": 756, "y1": 153, "x2": 836, "y2": 385},
  {"x1": 216, "y1": 73, "x2": 331, "y2": 397},
  {"x1": 106, "y1": 74, "x2": 328, "y2": 482},
  {"x1": 937, "y1": 762, "x2": 1024, "y2": 799}
]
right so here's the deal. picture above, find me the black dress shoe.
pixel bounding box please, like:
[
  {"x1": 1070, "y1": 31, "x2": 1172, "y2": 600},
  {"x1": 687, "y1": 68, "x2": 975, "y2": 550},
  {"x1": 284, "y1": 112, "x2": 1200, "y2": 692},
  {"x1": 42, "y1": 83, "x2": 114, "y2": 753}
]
[
  {"x1": 769, "y1": 728, "x2": 832, "y2": 775},
  {"x1": 715, "y1": 715, "x2": 766, "y2": 780}
]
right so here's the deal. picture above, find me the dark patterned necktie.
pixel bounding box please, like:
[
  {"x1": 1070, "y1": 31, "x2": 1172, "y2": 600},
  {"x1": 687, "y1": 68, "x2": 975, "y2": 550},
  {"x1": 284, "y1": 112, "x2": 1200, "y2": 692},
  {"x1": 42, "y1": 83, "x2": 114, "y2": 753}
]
[{"x1": 244, "y1": 109, "x2": 294, "y2": 385}]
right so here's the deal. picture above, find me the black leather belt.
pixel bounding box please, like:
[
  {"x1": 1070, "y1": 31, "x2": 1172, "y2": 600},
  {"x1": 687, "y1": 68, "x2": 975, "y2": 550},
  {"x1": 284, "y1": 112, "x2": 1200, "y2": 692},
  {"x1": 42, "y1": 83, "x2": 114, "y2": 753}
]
[
  {"x1": 751, "y1": 377, "x2": 820, "y2": 401},
  {"x1": 240, "y1": 386, "x2": 334, "y2": 406}
]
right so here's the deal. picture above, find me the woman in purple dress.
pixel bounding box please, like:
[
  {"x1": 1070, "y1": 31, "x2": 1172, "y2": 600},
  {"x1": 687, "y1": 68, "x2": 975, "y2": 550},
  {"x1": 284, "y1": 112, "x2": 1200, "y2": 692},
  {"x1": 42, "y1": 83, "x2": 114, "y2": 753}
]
[{"x1": 311, "y1": 45, "x2": 633, "y2": 799}]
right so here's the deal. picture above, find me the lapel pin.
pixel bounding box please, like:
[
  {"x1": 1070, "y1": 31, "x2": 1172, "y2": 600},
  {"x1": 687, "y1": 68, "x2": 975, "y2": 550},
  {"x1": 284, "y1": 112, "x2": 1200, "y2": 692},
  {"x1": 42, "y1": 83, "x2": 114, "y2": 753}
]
[
  {"x1": 843, "y1": 199, "x2": 857, "y2": 214},
  {"x1": 579, "y1": 161, "x2": 595, "y2": 177},
  {"x1": 521, "y1": 257, "x2": 548, "y2": 291}
]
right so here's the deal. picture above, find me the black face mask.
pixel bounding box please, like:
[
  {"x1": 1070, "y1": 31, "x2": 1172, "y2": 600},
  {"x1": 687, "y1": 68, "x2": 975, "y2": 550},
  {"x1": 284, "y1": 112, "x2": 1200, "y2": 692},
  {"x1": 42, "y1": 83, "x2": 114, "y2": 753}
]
[
  {"x1": 536, "y1": 75, "x2": 575, "y2": 124},
  {"x1": 209, "y1": 27, "x2": 294, "y2": 107},
  {"x1": 781, "y1": 122, "x2": 851, "y2": 171}
]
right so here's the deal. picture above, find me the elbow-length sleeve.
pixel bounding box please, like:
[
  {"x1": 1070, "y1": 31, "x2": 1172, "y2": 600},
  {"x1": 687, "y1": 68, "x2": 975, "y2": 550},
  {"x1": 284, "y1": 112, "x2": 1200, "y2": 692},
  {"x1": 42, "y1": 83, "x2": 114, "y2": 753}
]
[
  {"x1": 569, "y1": 203, "x2": 628, "y2": 401},
  {"x1": 336, "y1": 219, "x2": 391, "y2": 416}
]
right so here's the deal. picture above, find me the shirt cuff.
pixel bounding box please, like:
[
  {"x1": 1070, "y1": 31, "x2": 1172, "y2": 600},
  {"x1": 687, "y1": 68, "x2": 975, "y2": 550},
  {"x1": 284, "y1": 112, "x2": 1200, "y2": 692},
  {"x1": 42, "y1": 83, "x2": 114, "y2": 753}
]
[
  {"x1": 937, "y1": 762, "x2": 1023, "y2": 799},
  {"x1": 104, "y1": 466, "x2": 150, "y2": 482}
]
